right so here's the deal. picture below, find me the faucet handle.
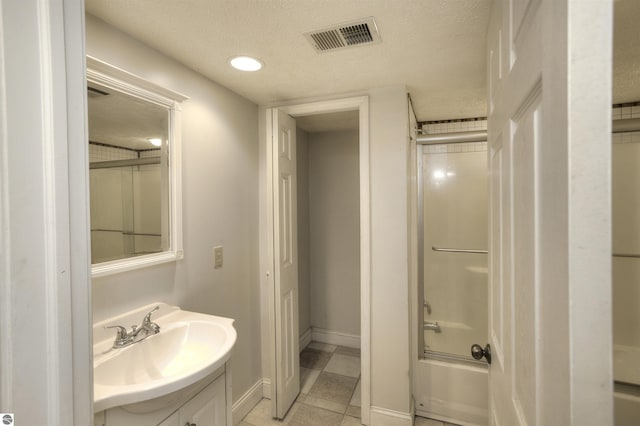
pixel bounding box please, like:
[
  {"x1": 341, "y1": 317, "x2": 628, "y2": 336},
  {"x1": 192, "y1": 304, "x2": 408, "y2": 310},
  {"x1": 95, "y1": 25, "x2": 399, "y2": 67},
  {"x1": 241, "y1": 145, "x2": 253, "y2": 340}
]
[
  {"x1": 105, "y1": 325, "x2": 130, "y2": 347},
  {"x1": 143, "y1": 305, "x2": 160, "y2": 323},
  {"x1": 105, "y1": 325, "x2": 127, "y2": 338}
]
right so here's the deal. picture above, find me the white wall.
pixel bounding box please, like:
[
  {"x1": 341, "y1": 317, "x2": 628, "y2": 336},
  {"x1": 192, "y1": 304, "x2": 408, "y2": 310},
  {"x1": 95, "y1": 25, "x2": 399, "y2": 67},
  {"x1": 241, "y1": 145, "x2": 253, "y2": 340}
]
[
  {"x1": 368, "y1": 86, "x2": 412, "y2": 417},
  {"x1": 307, "y1": 130, "x2": 360, "y2": 336},
  {"x1": 86, "y1": 15, "x2": 261, "y2": 404}
]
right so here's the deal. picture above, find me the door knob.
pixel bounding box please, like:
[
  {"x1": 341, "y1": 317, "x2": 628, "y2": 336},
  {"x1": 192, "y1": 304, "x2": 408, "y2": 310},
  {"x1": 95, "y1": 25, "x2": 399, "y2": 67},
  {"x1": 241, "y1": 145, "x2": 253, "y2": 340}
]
[{"x1": 471, "y1": 343, "x2": 491, "y2": 364}]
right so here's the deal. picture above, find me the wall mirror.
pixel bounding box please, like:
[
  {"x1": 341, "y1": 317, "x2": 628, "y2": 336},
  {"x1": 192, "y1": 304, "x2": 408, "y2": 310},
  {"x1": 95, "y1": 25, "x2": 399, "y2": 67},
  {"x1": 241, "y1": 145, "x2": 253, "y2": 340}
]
[{"x1": 87, "y1": 56, "x2": 187, "y2": 277}]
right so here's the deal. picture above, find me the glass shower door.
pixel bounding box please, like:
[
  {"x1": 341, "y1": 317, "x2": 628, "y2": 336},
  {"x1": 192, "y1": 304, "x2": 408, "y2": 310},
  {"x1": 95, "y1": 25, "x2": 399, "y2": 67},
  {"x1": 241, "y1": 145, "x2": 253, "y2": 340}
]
[
  {"x1": 612, "y1": 132, "x2": 640, "y2": 387},
  {"x1": 420, "y1": 142, "x2": 488, "y2": 360}
]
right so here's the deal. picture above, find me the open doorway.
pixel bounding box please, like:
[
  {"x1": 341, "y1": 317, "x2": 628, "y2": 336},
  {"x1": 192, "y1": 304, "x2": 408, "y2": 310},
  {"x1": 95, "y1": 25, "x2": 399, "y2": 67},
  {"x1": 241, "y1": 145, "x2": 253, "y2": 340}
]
[
  {"x1": 296, "y1": 110, "x2": 362, "y2": 417},
  {"x1": 263, "y1": 97, "x2": 371, "y2": 424}
]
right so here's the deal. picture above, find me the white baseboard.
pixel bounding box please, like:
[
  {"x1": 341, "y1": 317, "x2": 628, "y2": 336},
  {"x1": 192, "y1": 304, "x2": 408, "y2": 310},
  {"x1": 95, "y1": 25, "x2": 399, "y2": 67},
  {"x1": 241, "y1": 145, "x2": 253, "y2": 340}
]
[
  {"x1": 300, "y1": 328, "x2": 312, "y2": 351},
  {"x1": 262, "y1": 378, "x2": 271, "y2": 400},
  {"x1": 370, "y1": 406, "x2": 413, "y2": 426},
  {"x1": 311, "y1": 327, "x2": 360, "y2": 348},
  {"x1": 232, "y1": 379, "x2": 264, "y2": 425}
]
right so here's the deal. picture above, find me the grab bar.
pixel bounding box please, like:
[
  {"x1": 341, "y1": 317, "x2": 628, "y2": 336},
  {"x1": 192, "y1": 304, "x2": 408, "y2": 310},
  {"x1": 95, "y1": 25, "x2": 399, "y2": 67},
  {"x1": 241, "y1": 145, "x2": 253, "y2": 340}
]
[
  {"x1": 424, "y1": 321, "x2": 441, "y2": 333},
  {"x1": 613, "y1": 253, "x2": 640, "y2": 259},
  {"x1": 432, "y1": 247, "x2": 639, "y2": 257},
  {"x1": 432, "y1": 246, "x2": 488, "y2": 254}
]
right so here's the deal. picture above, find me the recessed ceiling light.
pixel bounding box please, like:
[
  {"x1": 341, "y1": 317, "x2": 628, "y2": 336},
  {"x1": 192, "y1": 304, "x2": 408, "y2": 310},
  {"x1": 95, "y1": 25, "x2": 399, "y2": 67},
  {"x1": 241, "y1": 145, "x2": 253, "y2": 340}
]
[
  {"x1": 148, "y1": 138, "x2": 162, "y2": 147},
  {"x1": 229, "y1": 56, "x2": 263, "y2": 72}
]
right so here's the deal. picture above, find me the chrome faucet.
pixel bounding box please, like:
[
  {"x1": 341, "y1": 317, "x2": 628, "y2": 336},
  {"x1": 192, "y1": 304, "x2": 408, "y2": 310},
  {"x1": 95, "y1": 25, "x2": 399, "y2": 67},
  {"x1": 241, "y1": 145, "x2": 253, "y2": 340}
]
[{"x1": 105, "y1": 305, "x2": 161, "y2": 349}]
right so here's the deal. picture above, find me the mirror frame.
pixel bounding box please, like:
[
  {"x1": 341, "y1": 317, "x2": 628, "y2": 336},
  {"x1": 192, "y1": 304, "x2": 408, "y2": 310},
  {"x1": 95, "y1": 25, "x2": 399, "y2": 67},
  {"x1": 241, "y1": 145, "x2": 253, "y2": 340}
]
[{"x1": 87, "y1": 56, "x2": 187, "y2": 277}]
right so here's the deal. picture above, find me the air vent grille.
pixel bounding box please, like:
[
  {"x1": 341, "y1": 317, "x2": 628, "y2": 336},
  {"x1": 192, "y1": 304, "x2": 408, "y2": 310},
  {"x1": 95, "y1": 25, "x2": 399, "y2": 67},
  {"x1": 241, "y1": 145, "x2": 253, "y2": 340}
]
[
  {"x1": 305, "y1": 17, "x2": 381, "y2": 53},
  {"x1": 341, "y1": 24, "x2": 374, "y2": 45},
  {"x1": 310, "y1": 30, "x2": 346, "y2": 51}
]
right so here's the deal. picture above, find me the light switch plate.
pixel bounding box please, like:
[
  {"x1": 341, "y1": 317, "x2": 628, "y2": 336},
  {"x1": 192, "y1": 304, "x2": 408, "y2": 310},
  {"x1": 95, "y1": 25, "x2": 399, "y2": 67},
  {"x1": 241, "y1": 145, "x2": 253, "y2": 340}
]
[{"x1": 213, "y1": 246, "x2": 223, "y2": 269}]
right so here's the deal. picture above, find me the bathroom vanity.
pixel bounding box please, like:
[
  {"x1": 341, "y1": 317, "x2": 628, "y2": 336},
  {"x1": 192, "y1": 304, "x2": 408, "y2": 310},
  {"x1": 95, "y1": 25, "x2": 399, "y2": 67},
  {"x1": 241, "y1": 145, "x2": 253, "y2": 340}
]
[
  {"x1": 92, "y1": 303, "x2": 236, "y2": 426},
  {"x1": 94, "y1": 367, "x2": 229, "y2": 426}
]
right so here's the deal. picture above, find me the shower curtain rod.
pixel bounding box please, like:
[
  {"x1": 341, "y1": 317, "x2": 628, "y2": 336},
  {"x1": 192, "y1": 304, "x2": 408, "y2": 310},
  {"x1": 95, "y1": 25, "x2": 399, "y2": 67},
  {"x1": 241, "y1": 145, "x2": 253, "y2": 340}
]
[
  {"x1": 416, "y1": 130, "x2": 486, "y2": 145},
  {"x1": 416, "y1": 117, "x2": 640, "y2": 145}
]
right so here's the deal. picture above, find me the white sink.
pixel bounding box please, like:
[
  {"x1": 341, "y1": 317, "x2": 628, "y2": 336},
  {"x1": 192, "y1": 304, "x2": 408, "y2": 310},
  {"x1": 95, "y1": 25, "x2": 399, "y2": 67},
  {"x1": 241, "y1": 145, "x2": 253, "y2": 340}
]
[{"x1": 93, "y1": 304, "x2": 236, "y2": 412}]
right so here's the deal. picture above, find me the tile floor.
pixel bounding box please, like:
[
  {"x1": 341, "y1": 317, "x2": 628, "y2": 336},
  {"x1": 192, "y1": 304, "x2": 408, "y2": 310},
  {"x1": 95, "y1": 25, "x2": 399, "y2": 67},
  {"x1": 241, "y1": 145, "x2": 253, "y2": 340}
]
[{"x1": 240, "y1": 341, "x2": 459, "y2": 426}]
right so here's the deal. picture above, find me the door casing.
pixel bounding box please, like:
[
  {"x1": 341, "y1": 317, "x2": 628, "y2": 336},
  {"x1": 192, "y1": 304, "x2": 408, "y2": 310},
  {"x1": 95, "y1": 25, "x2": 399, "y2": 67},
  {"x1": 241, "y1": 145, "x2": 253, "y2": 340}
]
[{"x1": 261, "y1": 96, "x2": 371, "y2": 424}]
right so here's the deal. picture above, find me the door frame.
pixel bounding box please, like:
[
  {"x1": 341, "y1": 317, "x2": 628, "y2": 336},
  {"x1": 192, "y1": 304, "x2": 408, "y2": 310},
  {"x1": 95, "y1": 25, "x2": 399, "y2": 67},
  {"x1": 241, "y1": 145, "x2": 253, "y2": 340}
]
[
  {"x1": 262, "y1": 96, "x2": 371, "y2": 424},
  {"x1": 0, "y1": 0, "x2": 92, "y2": 424}
]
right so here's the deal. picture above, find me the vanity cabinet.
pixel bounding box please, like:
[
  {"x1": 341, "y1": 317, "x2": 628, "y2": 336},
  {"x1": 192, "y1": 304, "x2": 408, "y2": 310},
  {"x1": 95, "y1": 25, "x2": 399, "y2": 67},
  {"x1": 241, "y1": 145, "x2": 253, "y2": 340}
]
[
  {"x1": 158, "y1": 375, "x2": 226, "y2": 426},
  {"x1": 95, "y1": 366, "x2": 231, "y2": 426},
  {"x1": 92, "y1": 304, "x2": 236, "y2": 426}
]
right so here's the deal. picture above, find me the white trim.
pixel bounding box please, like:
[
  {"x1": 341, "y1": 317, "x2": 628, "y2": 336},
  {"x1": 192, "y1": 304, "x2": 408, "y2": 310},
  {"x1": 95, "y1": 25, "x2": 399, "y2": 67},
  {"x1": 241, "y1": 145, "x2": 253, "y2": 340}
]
[
  {"x1": 310, "y1": 327, "x2": 361, "y2": 348},
  {"x1": 264, "y1": 108, "x2": 277, "y2": 417},
  {"x1": 91, "y1": 251, "x2": 183, "y2": 277},
  {"x1": 370, "y1": 406, "x2": 414, "y2": 426},
  {"x1": 358, "y1": 98, "x2": 371, "y2": 426},
  {"x1": 264, "y1": 95, "x2": 371, "y2": 424},
  {"x1": 299, "y1": 328, "x2": 312, "y2": 351},
  {"x1": 87, "y1": 58, "x2": 187, "y2": 278},
  {"x1": 38, "y1": 0, "x2": 64, "y2": 421},
  {"x1": 86, "y1": 56, "x2": 188, "y2": 102},
  {"x1": 278, "y1": 97, "x2": 369, "y2": 117},
  {"x1": 232, "y1": 379, "x2": 264, "y2": 425},
  {"x1": 262, "y1": 378, "x2": 272, "y2": 400},
  {"x1": 65, "y1": 2, "x2": 94, "y2": 422},
  {"x1": 0, "y1": 0, "x2": 11, "y2": 408}
]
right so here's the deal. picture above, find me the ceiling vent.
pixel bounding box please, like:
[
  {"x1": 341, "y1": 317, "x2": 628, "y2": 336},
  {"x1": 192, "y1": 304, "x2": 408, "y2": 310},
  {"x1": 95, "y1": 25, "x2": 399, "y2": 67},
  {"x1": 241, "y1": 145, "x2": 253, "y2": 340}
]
[{"x1": 304, "y1": 17, "x2": 381, "y2": 53}]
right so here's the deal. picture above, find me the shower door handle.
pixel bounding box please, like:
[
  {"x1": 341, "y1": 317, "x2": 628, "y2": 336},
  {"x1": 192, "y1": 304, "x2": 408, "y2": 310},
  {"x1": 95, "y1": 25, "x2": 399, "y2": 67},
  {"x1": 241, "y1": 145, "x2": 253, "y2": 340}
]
[{"x1": 471, "y1": 343, "x2": 491, "y2": 364}]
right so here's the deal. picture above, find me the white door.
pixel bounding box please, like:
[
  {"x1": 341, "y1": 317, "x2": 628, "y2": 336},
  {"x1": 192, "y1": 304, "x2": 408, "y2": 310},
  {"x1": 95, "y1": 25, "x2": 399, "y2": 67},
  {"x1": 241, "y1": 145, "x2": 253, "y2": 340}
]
[
  {"x1": 486, "y1": 1, "x2": 612, "y2": 425},
  {"x1": 272, "y1": 109, "x2": 300, "y2": 419}
]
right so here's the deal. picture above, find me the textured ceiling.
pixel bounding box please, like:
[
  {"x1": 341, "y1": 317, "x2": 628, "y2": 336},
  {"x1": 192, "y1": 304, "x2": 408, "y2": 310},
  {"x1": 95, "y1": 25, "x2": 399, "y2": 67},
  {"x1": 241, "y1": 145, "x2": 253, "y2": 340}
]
[
  {"x1": 84, "y1": 0, "x2": 640, "y2": 123},
  {"x1": 88, "y1": 84, "x2": 168, "y2": 150},
  {"x1": 84, "y1": 0, "x2": 492, "y2": 121}
]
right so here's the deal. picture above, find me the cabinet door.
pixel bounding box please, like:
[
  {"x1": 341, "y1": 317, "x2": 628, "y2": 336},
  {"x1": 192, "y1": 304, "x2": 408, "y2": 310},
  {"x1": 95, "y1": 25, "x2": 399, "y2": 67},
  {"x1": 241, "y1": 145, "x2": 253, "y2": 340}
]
[
  {"x1": 94, "y1": 411, "x2": 105, "y2": 426},
  {"x1": 158, "y1": 411, "x2": 180, "y2": 426},
  {"x1": 179, "y1": 375, "x2": 226, "y2": 426}
]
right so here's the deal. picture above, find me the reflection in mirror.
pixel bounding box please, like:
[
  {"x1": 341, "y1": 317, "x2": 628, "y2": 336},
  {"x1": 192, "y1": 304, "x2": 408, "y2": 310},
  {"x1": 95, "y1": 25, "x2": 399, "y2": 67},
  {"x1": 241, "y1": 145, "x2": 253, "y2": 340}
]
[
  {"x1": 87, "y1": 56, "x2": 187, "y2": 276},
  {"x1": 88, "y1": 83, "x2": 169, "y2": 263}
]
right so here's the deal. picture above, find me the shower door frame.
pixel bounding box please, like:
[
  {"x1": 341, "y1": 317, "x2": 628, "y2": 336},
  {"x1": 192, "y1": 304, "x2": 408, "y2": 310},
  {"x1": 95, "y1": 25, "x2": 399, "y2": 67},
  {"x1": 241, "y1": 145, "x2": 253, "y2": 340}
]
[
  {"x1": 413, "y1": 138, "x2": 490, "y2": 425},
  {"x1": 416, "y1": 138, "x2": 490, "y2": 363}
]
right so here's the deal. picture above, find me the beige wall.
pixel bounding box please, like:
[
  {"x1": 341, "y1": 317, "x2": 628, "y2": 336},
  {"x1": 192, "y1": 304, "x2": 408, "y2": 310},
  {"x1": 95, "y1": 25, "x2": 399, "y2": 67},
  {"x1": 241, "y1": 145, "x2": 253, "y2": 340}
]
[
  {"x1": 86, "y1": 14, "x2": 261, "y2": 403},
  {"x1": 307, "y1": 130, "x2": 361, "y2": 335},
  {"x1": 368, "y1": 86, "x2": 412, "y2": 415},
  {"x1": 297, "y1": 128, "x2": 361, "y2": 339}
]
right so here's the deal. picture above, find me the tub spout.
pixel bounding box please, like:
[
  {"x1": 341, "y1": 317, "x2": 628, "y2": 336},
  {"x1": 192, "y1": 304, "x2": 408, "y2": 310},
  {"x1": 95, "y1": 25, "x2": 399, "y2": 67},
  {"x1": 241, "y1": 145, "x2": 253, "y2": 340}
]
[{"x1": 424, "y1": 321, "x2": 441, "y2": 333}]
